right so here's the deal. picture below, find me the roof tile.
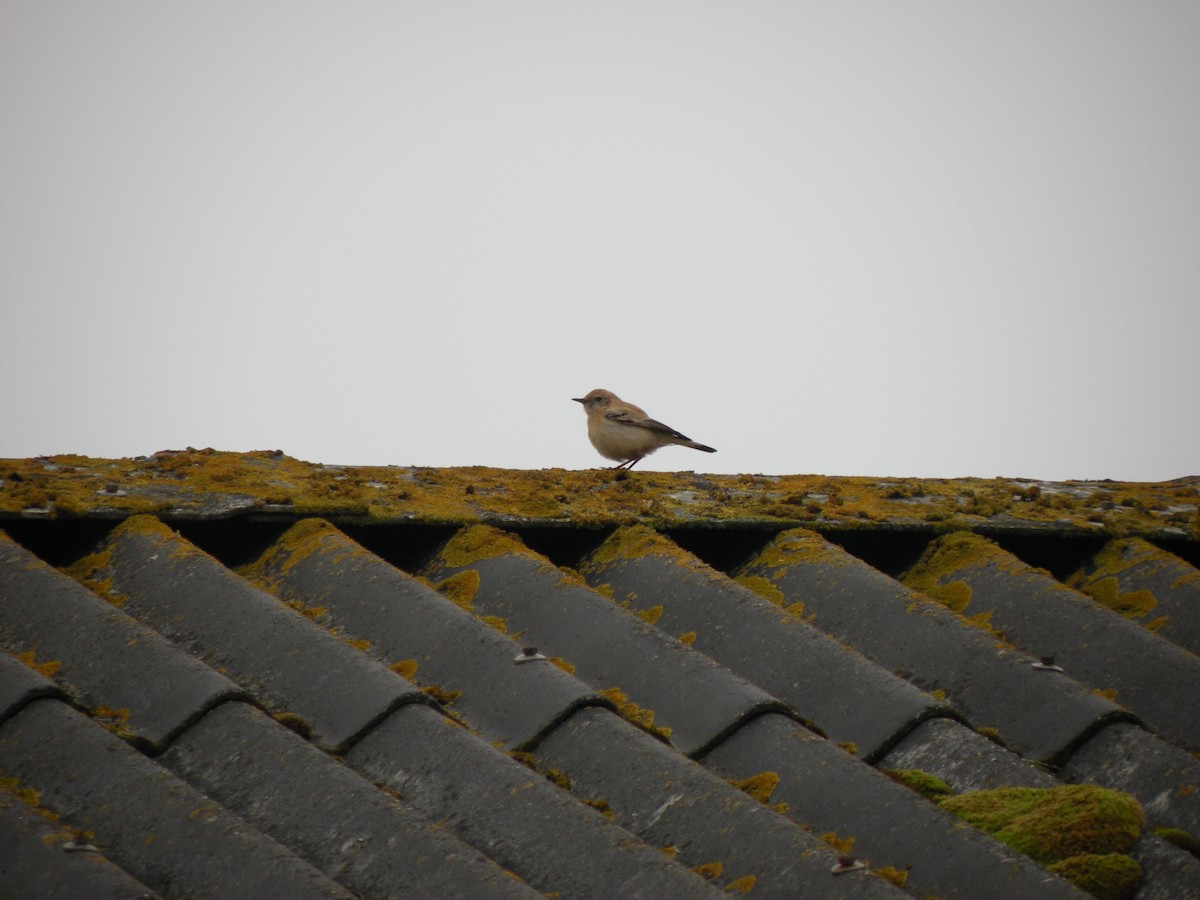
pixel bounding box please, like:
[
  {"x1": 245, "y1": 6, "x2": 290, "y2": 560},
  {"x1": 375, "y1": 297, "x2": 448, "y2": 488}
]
[
  {"x1": 4, "y1": 454, "x2": 1199, "y2": 898},
  {"x1": 578, "y1": 525, "x2": 948, "y2": 758},
  {"x1": 0, "y1": 532, "x2": 243, "y2": 749},
  {"x1": 1068, "y1": 536, "x2": 1200, "y2": 656},
  {"x1": 0, "y1": 787, "x2": 157, "y2": 900},
  {"x1": 245, "y1": 518, "x2": 605, "y2": 749},
  {"x1": 345, "y1": 702, "x2": 723, "y2": 898},
  {"x1": 700, "y1": 711, "x2": 1088, "y2": 899},
  {"x1": 0, "y1": 696, "x2": 352, "y2": 899},
  {"x1": 159, "y1": 700, "x2": 542, "y2": 898},
  {"x1": 530, "y1": 706, "x2": 907, "y2": 898},
  {"x1": 1059, "y1": 721, "x2": 1200, "y2": 838},
  {"x1": 0, "y1": 645, "x2": 64, "y2": 725},
  {"x1": 903, "y1": 531, "x2": 1200, "y2": 748},
  {"x1": 423, "y1": 524, "x2": 789, "y2": 756},
  {"x1": 738, "y1": 528, "x2": 1132, "y2": 762},
  {"x1": 75, "y1": 516, "x2": 425, "y2": 751}
]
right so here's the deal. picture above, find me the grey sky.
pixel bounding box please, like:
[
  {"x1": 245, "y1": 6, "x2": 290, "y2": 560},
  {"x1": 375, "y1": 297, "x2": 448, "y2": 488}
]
[{"x1": 3, "y1": 3, "x2": 1197, "y2": 480}]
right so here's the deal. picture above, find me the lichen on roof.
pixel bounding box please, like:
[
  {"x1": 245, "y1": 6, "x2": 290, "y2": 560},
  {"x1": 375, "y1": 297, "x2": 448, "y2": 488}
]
[{"x1": 1, "y1": 450, "x2": 1197, "y2": 541}]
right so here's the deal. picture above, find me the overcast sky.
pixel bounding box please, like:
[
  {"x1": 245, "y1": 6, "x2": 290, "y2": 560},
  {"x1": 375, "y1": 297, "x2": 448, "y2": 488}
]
[{"x1": 3, "y1": 3, "x2": 1197, "y2": 481}]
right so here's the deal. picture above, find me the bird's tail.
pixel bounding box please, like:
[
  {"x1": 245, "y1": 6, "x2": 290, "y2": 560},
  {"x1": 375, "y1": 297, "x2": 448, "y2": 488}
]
[{"x1": 682, "y1": 441, "x2": 717, "y2": 453}]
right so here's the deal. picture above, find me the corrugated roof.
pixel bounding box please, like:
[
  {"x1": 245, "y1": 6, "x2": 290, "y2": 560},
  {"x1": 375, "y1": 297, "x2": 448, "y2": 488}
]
[{"x1": 2, "y1": 452, "x2": 1199, "y2": 898}]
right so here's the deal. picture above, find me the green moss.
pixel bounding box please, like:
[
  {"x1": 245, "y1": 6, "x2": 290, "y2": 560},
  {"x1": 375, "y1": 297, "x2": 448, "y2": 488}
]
[
  {"x1": 735, "y1": 574, "x2": 785, "y2": 606},
  {"x1": 937, "y1": 785, "x2": 1145, "y2": 865},
  {"x1": 883, "y1": 769, "x2": 954, "y2": 801},
  {"x1": 1046, "y1": 853, "x2": 1141, "y2": 900},
  {"x1": 1152, "y1": 826, "x2": 1200, "y2": 857}
]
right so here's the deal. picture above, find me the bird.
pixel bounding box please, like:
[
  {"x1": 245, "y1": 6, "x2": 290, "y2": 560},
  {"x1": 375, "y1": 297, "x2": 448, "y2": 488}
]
[{"x1": 573, "y1": 389, "x2": 716, "y2": 470}]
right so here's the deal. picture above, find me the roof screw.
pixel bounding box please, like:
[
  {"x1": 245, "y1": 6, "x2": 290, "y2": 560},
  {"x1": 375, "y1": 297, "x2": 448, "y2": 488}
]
[
  {"x1": 831, "y1": 857, "x2": 866, "y2": 875},
  {"x1": 514, "y1": 647, "x2": 548, "y2": 664},
  {"x1": 1032, "y1": 656, "x2": 1064, "y2": 672}
]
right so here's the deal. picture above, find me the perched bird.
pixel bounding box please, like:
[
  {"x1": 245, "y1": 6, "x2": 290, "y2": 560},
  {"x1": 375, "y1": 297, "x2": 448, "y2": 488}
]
[{"x1": 573, "y1": 388, "x2": 716, "y2": 470}]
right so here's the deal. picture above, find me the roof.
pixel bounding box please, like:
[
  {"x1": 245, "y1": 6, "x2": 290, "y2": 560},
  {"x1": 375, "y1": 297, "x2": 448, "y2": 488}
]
[{"x1": 2, "y1": 451, "x2": 1199, "y2": 898}]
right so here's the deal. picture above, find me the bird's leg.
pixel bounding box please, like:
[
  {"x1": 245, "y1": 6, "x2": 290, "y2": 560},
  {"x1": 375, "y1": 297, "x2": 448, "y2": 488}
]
[{"x1": 620, "y1": 456, "x2": 644, "y2": 471}]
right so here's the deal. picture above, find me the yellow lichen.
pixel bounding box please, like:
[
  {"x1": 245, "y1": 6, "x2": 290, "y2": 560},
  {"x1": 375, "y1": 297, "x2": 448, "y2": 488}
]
[
  {"x1": 422, "y1": 685, "x2": 462, "y2": 705},
  {"x1": 634, "y1": 605, "x2": 663, "y2": 625},
  {"x1": 435, "y1": 570, "x2": 480, "y2": 610},
  {"x1": 821, "y1": 831, "x2": 856, "y2": 855},
  {"x1": 875, "y1": 866, "x2": 909, "y2": 888},
  {"x1": 730, "y1": 771, "x2": 780, "y2": 805},
  {"x1": 735, "y1": 574, "x2": 786, "y2": 606},
  {"x1": 480, "y1": 615, "x2": 508, "y2": 634},
  {"x1": 14, "y1": 649, "x2": 61, "y2": 679},
  {"x1": 2, "y1": 452, "x2": 1196, "y2": 538},
  {"x1": 692, "y1": 861, "x2": 724, "y2": 880},
  {"x1": 723, "y1": 874, "x2": 757, "y2": 894},
  {"x1": 598, "y1": 687, "x2": 672, "y2": 741},
  {"x1": 437, "y1": 524, "x2": 527, "y2": 569},
  {"x1": 678, "y1": 631, "x2": 697, "y2": 646},
  {"x1": 582, "y1": 797, "x2": 615, "y2": 819},
  {"x1": 391, "y1": 659, "x2": 419, "y2": 680}
]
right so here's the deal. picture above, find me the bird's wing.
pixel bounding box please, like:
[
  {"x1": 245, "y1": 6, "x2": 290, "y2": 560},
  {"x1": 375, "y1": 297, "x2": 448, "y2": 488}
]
[{"x1": 605, "y1": 409, "x2": 692, "y2": 441}]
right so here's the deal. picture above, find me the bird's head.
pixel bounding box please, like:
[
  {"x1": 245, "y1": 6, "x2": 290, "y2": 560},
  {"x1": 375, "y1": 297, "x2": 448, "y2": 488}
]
[{"x1": 572, "y1": 389, "x2": 617, "y2": 414}]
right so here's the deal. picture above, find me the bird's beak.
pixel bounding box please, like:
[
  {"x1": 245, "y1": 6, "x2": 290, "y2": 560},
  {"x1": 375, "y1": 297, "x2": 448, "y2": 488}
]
[{"x1": 572, "y1": 397, "x2": 585, "y2": 404}]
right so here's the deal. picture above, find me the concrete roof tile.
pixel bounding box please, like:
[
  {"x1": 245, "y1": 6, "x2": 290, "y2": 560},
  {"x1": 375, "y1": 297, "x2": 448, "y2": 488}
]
[
  {"x1": 423, "y1": 525, "x2": 789, "y2": 756},
  {"x1": 75, "y1": 516, "x2": 424, "y2": 751},
  {"x1": 903, "y1": 532, "x2": 1200, "y2": 749},
  {"x1": 579, "y1": 525, "x2": 947, "y2": 758},
  {"x1": 739, "y1": 528, "x2": 1131, "y2": 762},
  {"x1": 4, "y1": 454, "x2": 1198, "y2": 898},
  {"x1": 1068, "y1": 537, "x2": 1200, "y2": 657},
  {"x1": 346, "y1": 701, "x2": 723, "y2": 898},
  {"x1": 876, "y1": 715, "x2": 1057, "y2": 793},
  {"x1": 0, "y1": 698, "x2": 352, "y2": 899},
  {"x1": 530, "y1": 706, "x2": 907, "y2": 898},
  {"x1": 1060, "y1": 722, "x2": 1200, "y2": 838},
  {"x1": 699, "y1": 711, "x2": 1088, "y2": 900},
  {"x1": 0, "y1": 789, "x2": 157, "y2": 900},
  {"x1": 245, "y1": 519, "x2": 605, "y2": 749},
  {"x1": 0, "y1": 532, "x2": 243, "y2": 749},
  {"x1": 159, "y1": 700, "x2": 541, "y2": 899},
  {"x1": 0, "y1": 647, "x2": 64, "y2": 725}
]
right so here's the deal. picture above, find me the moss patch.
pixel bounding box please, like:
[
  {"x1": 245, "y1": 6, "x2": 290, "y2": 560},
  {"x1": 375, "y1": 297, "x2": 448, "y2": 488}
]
[
  {"x1": 4, "y1": 452, "x2": 1197, "y2": 542},
  {"x1": 1046, "y1": 853, "x2": 1141, "y2": 900},
  {"x1": 938, "y1": 785, "x2": 1144, "y2": 862},
  {"x1": 13, "y1": 649, "x2": 61, "y2": 679},
  {"x1": 598, "y1": 687, "x2": 672, "y2": 742},
  {"x1": 902, "y1": 531, "x2": 1001, "y2": 609},
  {"x1": 1152, "y1": 826, "x2": 1200, "y2": 858},
  {"x1": 435, "y1": 570, "x2": 480, "y2": 611},
  {"x1": 938, "y1": 784, "x2": 1145, "y2": 898},
  {"x1": 735, "y1": 574, "x2": 786, "y2": 606},
  {"x1": 730, "y1": 771, "x2": 780, "y2": 805},
  {"x1": 883, "y1": 769, "x2": 953, "y2": 801}
]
